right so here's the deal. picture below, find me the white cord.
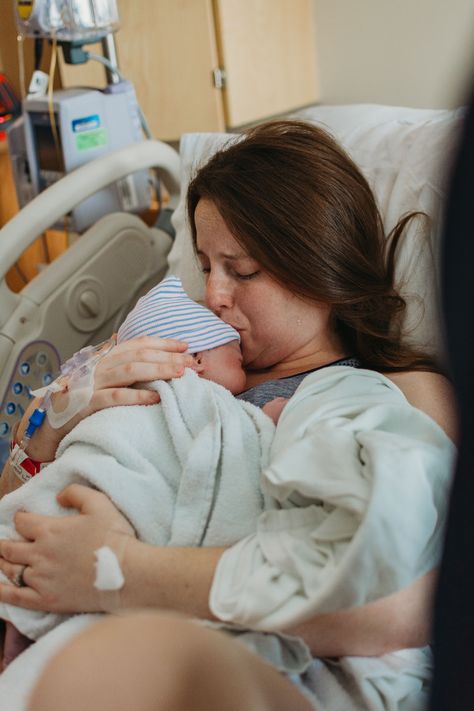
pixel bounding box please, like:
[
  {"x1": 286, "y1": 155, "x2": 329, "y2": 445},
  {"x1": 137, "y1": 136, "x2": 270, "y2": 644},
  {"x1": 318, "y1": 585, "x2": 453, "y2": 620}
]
[
  {"x1": 87, "y1": 51, "x2": 125, "y2": 82},
  {"x1": 16, "y1": 34, "x2": 26, "y2": 99}
]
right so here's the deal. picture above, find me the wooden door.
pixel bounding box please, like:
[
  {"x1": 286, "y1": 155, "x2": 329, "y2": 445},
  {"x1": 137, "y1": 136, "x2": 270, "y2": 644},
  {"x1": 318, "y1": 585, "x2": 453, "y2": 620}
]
[
  {"x1": 213, "y1": 0, "x2": 319, "y2": 127},
  {"x1": 117, "y1": 0, "x2": 225, "y2": 140}
]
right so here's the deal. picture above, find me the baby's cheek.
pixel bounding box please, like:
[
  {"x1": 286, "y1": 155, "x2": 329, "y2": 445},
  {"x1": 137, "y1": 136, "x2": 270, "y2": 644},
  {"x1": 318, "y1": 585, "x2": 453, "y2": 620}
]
[{"x1": 227, "y1": 368, "x2": 247, "y2": 395}]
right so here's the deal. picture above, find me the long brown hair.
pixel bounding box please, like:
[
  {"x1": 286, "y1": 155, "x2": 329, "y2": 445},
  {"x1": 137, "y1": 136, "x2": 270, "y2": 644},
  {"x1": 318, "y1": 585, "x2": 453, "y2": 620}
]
[{"x1": 187, "y1": 120, "x2": 437, "y2": 373}]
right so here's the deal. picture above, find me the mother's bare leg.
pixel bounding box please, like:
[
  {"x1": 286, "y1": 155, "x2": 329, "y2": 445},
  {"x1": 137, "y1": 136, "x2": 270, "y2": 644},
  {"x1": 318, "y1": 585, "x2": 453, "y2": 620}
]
[{"x1": 26, "y1": 612, "x2": 315, "y2": 711}]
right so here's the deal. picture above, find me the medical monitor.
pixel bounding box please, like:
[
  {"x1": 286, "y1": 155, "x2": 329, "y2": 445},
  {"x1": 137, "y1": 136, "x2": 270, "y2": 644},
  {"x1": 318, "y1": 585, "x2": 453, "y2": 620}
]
[{"x1": 10, "y1": 84, "x2": 151, "y2": 232}]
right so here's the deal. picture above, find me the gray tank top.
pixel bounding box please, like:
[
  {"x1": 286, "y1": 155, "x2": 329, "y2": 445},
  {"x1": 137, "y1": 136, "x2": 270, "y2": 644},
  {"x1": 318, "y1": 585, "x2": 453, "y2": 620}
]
[{"x1": 236, "y1": 357, "x2": 360, "y2": 408}]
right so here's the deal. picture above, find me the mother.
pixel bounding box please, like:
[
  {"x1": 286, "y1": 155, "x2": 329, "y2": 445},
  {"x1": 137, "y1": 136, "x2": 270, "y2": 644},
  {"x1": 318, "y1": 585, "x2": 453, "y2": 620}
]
[{"x1": 0, "y1": 121, "x2": 455, "y2": 710}]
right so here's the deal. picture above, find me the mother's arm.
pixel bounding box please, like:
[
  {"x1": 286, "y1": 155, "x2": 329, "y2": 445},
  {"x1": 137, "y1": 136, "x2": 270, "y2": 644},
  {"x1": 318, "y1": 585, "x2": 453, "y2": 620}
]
[
  {"x1": 386, "y1": 370, "x2": 458, "y2": 443},
  {"x1": 0, "y1": 481, "x2": 435, "y2": 656},
  {"x1": 120, "y1": 544, "x2": 438, "y2": 655},
  {"x1": 0, "y1": 336, "x2": 193, "y2": 500},
  {"x1": 89, "y1": 516, "x2": 439, "y2": 657},
  {"x1": 0, "y1": 480, "x2": 436, "y2": 656},
  {"x1": 288, "y1": 570, "x2": 437, "y2": 656}
]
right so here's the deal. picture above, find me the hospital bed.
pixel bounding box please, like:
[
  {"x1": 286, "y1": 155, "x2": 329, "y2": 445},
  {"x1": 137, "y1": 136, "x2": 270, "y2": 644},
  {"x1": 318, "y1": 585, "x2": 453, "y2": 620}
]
[{"x1": 0, "y1": 102, "x2": 464, "y2": 710}]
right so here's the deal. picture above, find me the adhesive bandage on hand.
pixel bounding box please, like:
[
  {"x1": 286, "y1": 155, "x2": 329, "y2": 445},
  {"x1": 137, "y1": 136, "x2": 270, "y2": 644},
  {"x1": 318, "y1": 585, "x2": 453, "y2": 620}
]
[
  {"x1": 93, "y1": 530, "x2": 130, "y2": 612},
  {"x1": 94, "y1": 546, "x2": 125, "y2": 591},
  {"x1": 32, "y1": 337, "x2": 116, "y2": 429}
]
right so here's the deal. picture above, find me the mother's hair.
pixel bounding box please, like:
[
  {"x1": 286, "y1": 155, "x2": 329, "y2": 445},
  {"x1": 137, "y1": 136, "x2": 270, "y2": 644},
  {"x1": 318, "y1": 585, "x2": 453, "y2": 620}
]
[{"x1": 187, "y1": 120, "x2": 435, "y2": 372}]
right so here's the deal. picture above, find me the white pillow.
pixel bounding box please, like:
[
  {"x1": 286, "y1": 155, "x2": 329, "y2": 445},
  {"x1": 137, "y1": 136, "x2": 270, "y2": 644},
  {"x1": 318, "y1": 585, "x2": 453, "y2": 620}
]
[
  {"x1": 167, "y1": 104, "x2": 463, "y2": 360},
  {"x1": 166, "y1": 133, "x2": 239, "y2": 302}
]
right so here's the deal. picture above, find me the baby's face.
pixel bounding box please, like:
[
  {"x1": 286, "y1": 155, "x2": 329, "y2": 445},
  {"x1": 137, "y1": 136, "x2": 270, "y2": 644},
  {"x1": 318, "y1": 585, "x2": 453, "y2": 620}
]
[{"x1": 193, "y1": 341, "x2": 246, "y2": 394}]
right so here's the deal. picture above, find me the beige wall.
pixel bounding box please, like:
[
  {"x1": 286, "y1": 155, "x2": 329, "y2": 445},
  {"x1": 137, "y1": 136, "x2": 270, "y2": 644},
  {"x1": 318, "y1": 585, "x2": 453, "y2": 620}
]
[
  {"x1": 2, "y1": 2, "x2": 472, "y2": 112},
  {"x1": 313, "y1": 0, "x2": 474, "y2": 109}
]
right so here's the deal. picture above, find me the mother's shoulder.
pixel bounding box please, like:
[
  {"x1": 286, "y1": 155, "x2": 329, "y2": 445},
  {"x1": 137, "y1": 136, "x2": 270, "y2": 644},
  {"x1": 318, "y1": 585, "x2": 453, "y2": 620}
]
[{"x1": 383, "y1": 370, "x2": 458, "y2": 442}]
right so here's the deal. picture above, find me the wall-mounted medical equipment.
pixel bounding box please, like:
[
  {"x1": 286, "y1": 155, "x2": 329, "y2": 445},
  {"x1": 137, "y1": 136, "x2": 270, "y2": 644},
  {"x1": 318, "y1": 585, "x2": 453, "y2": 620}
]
[
  {"x1": 0, "y1": 139, "x2": 181, "y2": 468},
  {"x1": 9, "y1": 0, "x2": 154, "y2": 232},
  {"x1": 8, "y1": 83, "x2": 152, "y2": 232}
]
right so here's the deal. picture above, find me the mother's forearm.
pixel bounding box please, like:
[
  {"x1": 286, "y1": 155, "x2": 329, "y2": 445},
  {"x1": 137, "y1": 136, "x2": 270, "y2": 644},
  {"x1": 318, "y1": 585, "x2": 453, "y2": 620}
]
[
  {"x1": 286, "y1": 570, "x2": 438, "y2": 658},
  {"x1": 0, "y1": 460, "x2": 21, "y2": 499},
  {"x1": 0, "y1": 404, "x2": 58, "y2": 500},
  {"x1": 15, "y1": 400, "x2": 64, "y2": 463},
  {"x1": 120, "y1": 541, "x2": 438, "y2": 655},
  {"x1": 121, "y1": 540, "x2": 227, "y2": 619}
]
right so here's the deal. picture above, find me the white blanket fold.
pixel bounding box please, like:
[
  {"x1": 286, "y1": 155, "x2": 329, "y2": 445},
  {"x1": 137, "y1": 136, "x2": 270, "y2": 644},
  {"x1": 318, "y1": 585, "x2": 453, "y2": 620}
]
[{"x1": 210, "y1": 367, "x2": 455, "y2": 629}]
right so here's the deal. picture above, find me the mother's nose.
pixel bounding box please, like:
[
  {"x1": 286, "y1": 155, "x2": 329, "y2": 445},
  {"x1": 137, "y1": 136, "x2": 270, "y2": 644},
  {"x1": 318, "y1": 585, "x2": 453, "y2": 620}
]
[{"x1": 205, "y1": 275, "x2": 234, "y2": 314}]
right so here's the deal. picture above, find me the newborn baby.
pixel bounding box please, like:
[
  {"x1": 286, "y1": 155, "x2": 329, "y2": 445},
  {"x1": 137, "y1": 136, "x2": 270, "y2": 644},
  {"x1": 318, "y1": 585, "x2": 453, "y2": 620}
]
[{"x1": 115, "y1": 274, "x2": 285, "y2": 421}]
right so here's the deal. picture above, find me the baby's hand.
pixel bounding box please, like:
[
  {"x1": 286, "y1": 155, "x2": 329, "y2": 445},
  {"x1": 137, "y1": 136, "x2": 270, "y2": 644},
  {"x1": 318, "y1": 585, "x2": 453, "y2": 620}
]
[{"x1": 262, "y1": 397, "x2": 289, "y2": 424}]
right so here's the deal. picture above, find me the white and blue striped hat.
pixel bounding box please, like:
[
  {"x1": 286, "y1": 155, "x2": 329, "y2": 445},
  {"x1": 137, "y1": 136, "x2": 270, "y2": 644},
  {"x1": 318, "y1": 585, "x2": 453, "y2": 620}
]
[{"x1": 117, "y1": 275, "x2": 240, "y2": 353}]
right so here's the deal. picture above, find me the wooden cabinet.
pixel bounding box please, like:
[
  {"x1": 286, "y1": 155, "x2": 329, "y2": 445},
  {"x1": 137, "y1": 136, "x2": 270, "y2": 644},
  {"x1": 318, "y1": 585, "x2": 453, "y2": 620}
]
[
  {"x1": 214, "y1": 0, "x2": 318, "y2": 128},
  {"x1": 59, "y1": 0, "x2": 319, "y2": 141}
]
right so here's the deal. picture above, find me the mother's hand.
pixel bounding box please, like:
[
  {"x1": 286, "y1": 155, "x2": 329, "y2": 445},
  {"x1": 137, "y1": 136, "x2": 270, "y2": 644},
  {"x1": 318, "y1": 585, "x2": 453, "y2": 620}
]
[
  {"x1": 18, "y1": 336, "x2": 194, "y2": 464},
  {"x1": 0, "y1": 485, "x2": 136, "y2": 613}
]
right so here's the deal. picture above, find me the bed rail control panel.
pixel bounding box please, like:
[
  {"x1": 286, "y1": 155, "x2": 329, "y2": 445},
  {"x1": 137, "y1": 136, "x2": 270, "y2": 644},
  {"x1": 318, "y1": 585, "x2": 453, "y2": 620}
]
[{"x1": 0, "y1": 341, "x2": 61, "y2": 467}]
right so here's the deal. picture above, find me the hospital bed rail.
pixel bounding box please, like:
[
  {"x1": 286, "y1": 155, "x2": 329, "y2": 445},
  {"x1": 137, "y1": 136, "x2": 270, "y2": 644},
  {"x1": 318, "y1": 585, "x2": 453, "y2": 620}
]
[
  {"x1": 0, "y1": 140, "x2": 181, "y2": 329},
  {"x1": 0, "y1": 140, "x2": 181, "y2": 467}
]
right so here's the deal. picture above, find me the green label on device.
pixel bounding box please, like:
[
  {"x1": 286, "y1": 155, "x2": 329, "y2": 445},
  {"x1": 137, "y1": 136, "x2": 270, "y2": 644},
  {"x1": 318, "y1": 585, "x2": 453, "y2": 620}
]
[{"x1": 76, "y1": 128, "x2": 107, "y2": 151}]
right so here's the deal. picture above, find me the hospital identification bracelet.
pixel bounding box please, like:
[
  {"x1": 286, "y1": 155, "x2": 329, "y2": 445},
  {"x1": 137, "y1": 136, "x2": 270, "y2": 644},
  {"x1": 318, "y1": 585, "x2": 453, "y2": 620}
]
[{"x1": 9, "y1": 441, "x2": 46, "y2": 483}]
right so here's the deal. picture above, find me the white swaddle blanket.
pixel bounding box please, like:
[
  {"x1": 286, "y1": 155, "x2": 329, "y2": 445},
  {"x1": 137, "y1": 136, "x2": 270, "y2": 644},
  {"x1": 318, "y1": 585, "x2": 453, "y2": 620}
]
[
  {"x1": 211, "y1": 367, "x2": 455, "y2": 628},
  {"x1": 0, "y1": 369, "x2": 275, "y2": 639},
  {"x1": 0, "y1": 366, "x2": 456, "y2": 711}
]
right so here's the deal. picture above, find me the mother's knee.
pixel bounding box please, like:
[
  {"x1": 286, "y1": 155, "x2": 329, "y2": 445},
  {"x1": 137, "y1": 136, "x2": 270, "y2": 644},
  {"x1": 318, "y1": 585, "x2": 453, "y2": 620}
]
[{"x1": 27, "y1": 612, "x2": 245, "y2": 711}]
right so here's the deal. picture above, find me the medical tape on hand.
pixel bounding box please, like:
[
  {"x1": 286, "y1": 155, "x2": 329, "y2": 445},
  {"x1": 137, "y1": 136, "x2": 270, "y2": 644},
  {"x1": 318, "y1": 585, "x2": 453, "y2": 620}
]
[
  {"x1": 93, "y1": 531, "x2": 129, "y2": 612},
  {"x1": 32, "y1": 375, "x2": 95, "y2": 429},
  {"x1": 31, "y1": 338, "x2": 116, "y2": 429},
  {"x1": 46, "y1": 384, "x2": 96, "y2": 429}
]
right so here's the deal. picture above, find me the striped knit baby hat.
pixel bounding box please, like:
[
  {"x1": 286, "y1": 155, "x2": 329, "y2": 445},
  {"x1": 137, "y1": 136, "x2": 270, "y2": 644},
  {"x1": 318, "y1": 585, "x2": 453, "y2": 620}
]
[{"x1": 117, "y1": 275, "x2": 240, "y2": 353}]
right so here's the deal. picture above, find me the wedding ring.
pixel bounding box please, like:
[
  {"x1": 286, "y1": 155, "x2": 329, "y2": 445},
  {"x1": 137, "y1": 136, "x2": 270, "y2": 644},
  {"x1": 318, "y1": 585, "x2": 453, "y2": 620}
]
[{"x1": 12, "y1": 565, "x2": 28, "y2": 588}]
